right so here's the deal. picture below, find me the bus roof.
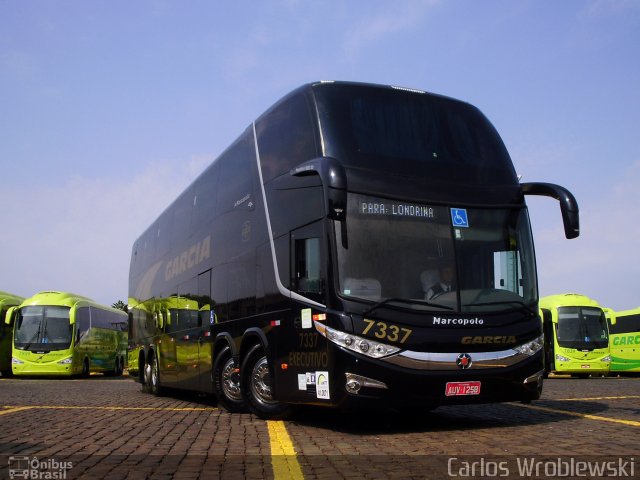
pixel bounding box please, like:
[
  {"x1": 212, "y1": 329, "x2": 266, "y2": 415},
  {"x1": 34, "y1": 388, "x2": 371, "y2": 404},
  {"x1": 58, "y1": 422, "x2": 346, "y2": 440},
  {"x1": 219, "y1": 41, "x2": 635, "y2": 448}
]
[
  {"x1": 0, "y1": 291, "x2": 25, "y2": 307},
  {"x1": 539, "y1": 293, "x2": 602, "y2": 309},
  {"x1": 17, "y1": 291, "x2": 121, "y2": 313}
]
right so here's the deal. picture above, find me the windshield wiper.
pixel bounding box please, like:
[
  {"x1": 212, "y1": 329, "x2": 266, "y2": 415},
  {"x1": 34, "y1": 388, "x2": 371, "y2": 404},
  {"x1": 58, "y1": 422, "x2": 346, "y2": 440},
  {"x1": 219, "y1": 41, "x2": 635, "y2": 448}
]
[
  {"x1": 23, "y1": 329, "x2": 41, "y2": 351},
  {"x1": 362, "y1": 297, "x2": 453, "y2": 317},
  {"x1": 465, "y1": 300, "x2": 537, "y2": 316}
]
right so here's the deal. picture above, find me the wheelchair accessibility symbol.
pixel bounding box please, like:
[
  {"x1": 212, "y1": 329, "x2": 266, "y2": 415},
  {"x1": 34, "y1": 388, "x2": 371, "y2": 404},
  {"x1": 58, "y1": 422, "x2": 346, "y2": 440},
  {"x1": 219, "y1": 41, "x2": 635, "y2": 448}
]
[{"x1": 451, "y1": 208, "x2": 469, "y2": 228}]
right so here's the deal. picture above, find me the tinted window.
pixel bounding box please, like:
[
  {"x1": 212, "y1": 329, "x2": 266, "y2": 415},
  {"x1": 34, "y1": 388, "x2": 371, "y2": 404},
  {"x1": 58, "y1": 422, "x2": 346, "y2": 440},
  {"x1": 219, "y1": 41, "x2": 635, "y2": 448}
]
[
  {"x1": 609, "y1": 313, "x2": 640, "y2": 335},
  {"x1": 171, "y1": 188, "x2": 196, "y2": 247},
  {"x1": 217, "y1": 133, "x2": 256, "y2": 215},
  {"x1": 256, "y1": 91, "x2": 319, "y2": 181},
  {"x1": 194, "y1": 163, "x2": 219, "y2": 225},
  {"x1": 76, "y1": 307, "x2": 91, "y2": 340},
  {"x1": 316, "y1": 84, "x2": 517, "y2": 184}
]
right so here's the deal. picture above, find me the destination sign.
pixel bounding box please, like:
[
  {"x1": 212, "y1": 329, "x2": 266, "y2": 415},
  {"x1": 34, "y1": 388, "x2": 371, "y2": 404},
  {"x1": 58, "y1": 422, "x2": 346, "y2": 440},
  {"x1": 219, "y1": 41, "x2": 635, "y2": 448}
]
[{"x1": 360, "y1": 201, "x2": 436, "y2": 219}]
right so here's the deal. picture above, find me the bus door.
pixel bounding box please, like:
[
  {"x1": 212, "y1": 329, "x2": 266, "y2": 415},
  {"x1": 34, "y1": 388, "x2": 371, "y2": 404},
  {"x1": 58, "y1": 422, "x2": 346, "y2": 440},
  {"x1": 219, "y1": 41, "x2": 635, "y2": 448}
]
[
  {"x1": 173, "y1": 304, "x2": 201, "y2": 390},
  {"x1": 195, "y1": 270, "x2": 214, "y2": 394},
  {"x1": 158, "y1": 307, "x2": 178, "y2": 386},
  {"x1": 286, "y1": 222, "x2": 329, "y2": 398}
]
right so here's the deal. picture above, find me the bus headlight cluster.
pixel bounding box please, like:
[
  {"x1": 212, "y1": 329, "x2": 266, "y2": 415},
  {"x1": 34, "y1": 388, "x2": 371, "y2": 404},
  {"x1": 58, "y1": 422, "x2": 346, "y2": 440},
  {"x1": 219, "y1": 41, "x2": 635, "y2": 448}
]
[
  {"x1": 601, "y1": 355, "x2": 611, "y2": 362},
  {"x1": 555, "y1": 353, "x2": 571, "y2": 362},
  {"x1": 513, "y1": 334, "x2": 544, "y2": 356},
  {"x1": 58, "y1": 357, "x2": 73, "y2": 365},
  {"x1": 314, "y1": 321, "x2": 400, "y2": 359},
  {"x1": 11, "y1": 357, "x2": 24, "y2": 364}
]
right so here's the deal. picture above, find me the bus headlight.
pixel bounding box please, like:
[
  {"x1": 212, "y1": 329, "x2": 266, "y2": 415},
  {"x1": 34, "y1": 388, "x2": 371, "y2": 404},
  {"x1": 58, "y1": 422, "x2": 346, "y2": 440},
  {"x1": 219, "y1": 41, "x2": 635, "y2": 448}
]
[
  {"x1": 11, "y1": 357, "x2": 24, "y2": 364},
  {"x1": 555, "y1": 353, "x2": 570, "y2": 362},
  {"x1": 601, "y1": 355, "x2": 611, "y2": 362},
  {"x1": 314, "y1": 321, "x2": 401, "y2": 359},
  {"x1": 513, "y1": 335, "x2": 544, "y2": 356},
  {"x1": 58, "y1": 357, "x2": 73, "y2": 365}
]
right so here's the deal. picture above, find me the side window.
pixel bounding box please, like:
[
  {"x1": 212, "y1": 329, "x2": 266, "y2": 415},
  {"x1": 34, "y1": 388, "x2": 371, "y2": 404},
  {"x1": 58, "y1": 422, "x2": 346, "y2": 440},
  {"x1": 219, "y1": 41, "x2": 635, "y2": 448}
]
[
  {"x1": 194, "y1": 164, "x2": 219, "y2": 225},
  {"x1": 255, "y1": 91, "x2": 319, "y2": 182},
  {"x1": 217, "y1": 134, "x2": 256, "y2": 215},
  {"x1": 171, "y1": 187, "x2": 196, "y2": 247},
  {"x1": 76, "y1": 307, "x2": 91, "y2": 341},
  {"x1": 295, "y1": 238, "x2": 321, "y2": 294},
  {"x1": 291, "y1": 222, "x2": 325, "y2": 302}
]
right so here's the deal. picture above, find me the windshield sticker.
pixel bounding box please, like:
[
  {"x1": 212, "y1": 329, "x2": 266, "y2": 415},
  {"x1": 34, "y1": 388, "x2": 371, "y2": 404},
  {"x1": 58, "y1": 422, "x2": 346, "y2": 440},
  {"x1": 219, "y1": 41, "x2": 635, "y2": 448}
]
[
  {"x1": 360, "y1": 202, "x2": 435, "y2": 219},
  {"x1": 450, "y1": 208, "x2": 469, "y2": 228}
]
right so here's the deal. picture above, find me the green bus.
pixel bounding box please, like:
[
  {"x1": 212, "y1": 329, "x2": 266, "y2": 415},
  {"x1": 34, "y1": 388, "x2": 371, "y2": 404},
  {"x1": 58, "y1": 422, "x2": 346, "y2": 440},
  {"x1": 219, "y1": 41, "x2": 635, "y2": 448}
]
[
  {"x1": 5, "y1": 291, "x2": 127, "y2": 376},
  {"x1": 539, "y1": 293, "x2": 610, "y2": 377},
  {"x1": 607, "y1": 307, "x2": 640, "y2": 374},
  {"x1": 0, "y1": 291, "x2": 25, "y2": 376},
  {"x1": 128, "y1": 295, "x2": 209, "y2": 390}
]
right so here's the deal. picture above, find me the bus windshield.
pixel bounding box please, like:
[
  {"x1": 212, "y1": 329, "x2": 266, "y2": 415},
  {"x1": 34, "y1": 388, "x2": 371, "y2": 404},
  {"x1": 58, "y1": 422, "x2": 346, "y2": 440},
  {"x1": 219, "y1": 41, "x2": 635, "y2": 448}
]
[
  {"x1": 14, "y1": 306, "x2": 73, "y2": 350},
  {"x1": 335, "y1": 194, "x2": 537, "y2": 313},
  {"x1": 556, "y1": 307, "x2": 608, "y2": 350}
]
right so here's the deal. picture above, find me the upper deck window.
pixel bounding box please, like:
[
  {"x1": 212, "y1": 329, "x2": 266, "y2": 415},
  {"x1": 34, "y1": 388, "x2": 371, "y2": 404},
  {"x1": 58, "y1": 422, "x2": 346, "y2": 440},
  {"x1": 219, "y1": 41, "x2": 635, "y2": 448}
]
[{"x1": 316, "y1": 84, "x2": 517, "y2": 184}]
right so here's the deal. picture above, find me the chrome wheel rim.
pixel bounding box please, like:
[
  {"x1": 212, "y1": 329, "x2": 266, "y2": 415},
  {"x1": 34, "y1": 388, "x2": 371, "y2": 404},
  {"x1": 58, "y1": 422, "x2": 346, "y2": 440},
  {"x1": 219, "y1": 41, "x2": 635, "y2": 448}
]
[
  {"x1": 250, "y1": 356, "x2": 275, "y2": 405},
  {"x1": 221, "y1": 357, "x2": 242, "y2": 402}
]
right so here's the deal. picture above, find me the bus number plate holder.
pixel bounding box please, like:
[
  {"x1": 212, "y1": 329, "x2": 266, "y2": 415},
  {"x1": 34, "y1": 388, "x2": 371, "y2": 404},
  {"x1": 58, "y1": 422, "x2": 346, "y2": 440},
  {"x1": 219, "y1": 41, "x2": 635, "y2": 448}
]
[{"x1": 445, "y1": 381, "x2": 481, "y2": 396}]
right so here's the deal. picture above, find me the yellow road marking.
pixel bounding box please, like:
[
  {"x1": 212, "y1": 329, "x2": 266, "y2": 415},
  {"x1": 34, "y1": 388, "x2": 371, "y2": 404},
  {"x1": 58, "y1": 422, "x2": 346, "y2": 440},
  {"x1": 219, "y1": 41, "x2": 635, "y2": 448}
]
[
  {"x1": 514, "y1": 403, "x2": 640, "y2": 427},
  {"x1": 1, "y1": 405, "x2": 217, "y2": 412},
  {"x1": 556, "y1": 395, "x2": 640, "y2": 401},
  {"x1": 268, "y1": 420, "x2": 304, "y2": 480},
  {"x1": 0, "y1": 406, "x2": 34, "y2": 416}
]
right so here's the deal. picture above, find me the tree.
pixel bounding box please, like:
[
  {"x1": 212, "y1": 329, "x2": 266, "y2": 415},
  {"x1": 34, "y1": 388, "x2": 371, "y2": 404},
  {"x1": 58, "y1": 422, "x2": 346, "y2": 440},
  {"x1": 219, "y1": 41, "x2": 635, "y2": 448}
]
[{"x1": 112, "y1": 300, "x2": 128, "y2": 313}]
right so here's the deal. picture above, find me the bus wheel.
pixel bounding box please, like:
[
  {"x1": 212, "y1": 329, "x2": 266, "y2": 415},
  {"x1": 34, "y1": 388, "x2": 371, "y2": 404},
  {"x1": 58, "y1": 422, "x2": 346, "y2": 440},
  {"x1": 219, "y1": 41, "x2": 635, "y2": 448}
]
[
  {"x1": 150, "y1": 353, "x2": 164, "y2": 396},
  {"x1": 82, "y1": 358, "x2": 90, "y2": 378},
  {"x1": 213, "y1": 347, "x2": 246, "y2": 413},
  {"x1": 241, "y1": 344, "x2": 292, "y2": 420},
  {"x1": 115, "y1": 357, "x2": 124, "y2": 377}
]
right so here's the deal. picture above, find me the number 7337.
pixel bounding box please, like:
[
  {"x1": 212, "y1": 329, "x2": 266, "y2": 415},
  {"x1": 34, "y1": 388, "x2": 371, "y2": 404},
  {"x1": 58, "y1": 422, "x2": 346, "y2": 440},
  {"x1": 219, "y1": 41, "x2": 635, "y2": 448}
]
[{"x1": 362, "y1": 319, "x2": 412, "y2": 344}]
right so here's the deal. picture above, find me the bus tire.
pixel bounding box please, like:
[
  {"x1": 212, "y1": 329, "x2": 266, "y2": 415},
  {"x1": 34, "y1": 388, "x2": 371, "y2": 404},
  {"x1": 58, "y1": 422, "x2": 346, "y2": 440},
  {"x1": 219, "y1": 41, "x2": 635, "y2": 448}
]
[
  {"x1": 150, "y1": 352, "x2": 164, "y2": 396},
  {"x1": 116, "y1": 357, "x2": 124, "y2": 376},
  {"x1": 81, "y1": 358, "x2": 90, "y2": 378},
  {"x1": 241, "y1": 344, "x2": 292, "y2": 420},
  {"x1": 213, "y1": 346, "x2": 246, "y2": 413}
]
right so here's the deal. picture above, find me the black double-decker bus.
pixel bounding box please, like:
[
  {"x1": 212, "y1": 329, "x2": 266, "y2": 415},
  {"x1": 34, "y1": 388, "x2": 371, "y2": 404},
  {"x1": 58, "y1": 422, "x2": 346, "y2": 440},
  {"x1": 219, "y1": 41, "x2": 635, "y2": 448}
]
[{"x1": 128, "y1": 81, "x2": 579, "y2": 419}]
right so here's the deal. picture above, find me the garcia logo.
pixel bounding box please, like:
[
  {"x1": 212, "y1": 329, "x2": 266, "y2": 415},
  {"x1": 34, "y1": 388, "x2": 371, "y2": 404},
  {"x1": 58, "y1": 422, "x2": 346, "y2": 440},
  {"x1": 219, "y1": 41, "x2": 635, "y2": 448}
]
[
  {"x1": 433, "y1": 316, "x2": 484, "y2": 326},
  {"x1": 165, "y1": 235, "x2": 211, "y2": 281},
  {"x1": 462, "y1": 335, "x2": 517, "y2": 345}
]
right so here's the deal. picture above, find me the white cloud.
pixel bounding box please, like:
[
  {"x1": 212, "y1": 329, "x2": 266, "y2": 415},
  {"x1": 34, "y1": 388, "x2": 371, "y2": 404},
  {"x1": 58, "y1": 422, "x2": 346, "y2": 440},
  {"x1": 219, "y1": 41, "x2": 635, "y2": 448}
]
[{"x1": 0, "y1": 155, "x2": 211, "y2": 306}]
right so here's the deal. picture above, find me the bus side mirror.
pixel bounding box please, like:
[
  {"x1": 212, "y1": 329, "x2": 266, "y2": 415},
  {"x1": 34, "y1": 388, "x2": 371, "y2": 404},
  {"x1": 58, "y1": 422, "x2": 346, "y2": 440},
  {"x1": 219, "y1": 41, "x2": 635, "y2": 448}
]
[
  {"x1": 155, "y1": 312, "x2": 164, "y2": 330},
  {"x1": 5, "y1": 306, "x2": 16, "y2": 325},
  {"x1": 291, "y1": 157, "x2": 347, "y2": 220},
  {"x1": 521, "y1": 182, "x2": 580, "y2": 239},
  {"x1": 603, "y1": 307, "x2": 616, "y2": 325}
]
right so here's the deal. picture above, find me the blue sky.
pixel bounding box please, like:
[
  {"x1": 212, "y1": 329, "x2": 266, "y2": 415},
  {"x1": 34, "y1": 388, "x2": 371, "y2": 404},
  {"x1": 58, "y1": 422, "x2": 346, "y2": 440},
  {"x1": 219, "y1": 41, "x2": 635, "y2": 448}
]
[{"x1": 1, "y1": 0, "x2": 639, "y2": 309}]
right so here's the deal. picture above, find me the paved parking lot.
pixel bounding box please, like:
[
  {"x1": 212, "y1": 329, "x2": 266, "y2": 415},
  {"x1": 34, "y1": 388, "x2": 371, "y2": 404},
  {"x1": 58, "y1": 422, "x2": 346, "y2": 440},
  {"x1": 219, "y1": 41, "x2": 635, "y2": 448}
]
[{"x1": 0, "y1": 375, "x2": 638, "y2": 479}]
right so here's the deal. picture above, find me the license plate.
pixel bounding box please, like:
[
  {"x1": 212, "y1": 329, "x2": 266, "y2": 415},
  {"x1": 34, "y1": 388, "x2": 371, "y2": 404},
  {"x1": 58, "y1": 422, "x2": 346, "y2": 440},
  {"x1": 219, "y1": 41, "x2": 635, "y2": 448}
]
[{"x1": 445, "y1": 381, "x2": 481, "y2": 396}]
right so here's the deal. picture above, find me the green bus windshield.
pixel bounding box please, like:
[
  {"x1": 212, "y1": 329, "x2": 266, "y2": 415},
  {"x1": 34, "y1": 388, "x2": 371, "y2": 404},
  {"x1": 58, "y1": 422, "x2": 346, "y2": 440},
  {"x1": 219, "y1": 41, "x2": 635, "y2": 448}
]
[
  {"x1": 14, "y1": 306, "x2": 73, "y2": 350},
  {"x1": 556, "y1": 306, "x2": 608, "y2": 350}
]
